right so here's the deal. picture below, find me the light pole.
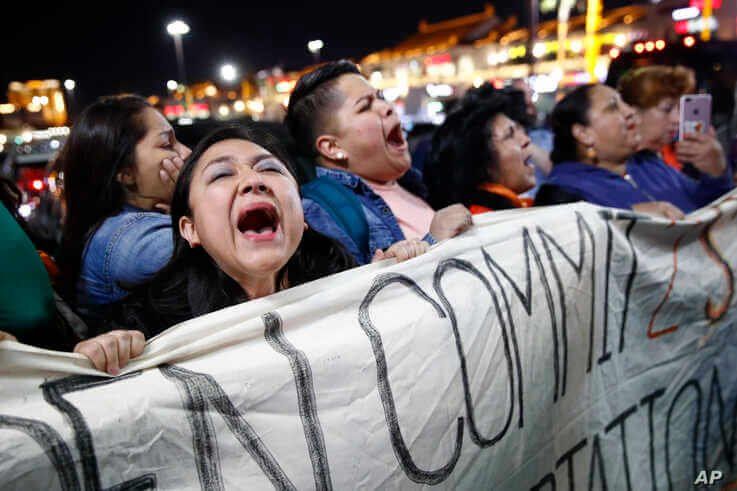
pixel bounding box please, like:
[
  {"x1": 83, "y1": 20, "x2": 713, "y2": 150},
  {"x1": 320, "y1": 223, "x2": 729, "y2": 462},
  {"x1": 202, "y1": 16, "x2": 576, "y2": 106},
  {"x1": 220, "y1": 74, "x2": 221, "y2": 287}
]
[
  {"x1": 63, "y1": 79, "x2": 76, "y2": 123},
  {"x1": 166, "y1": 20, "x2": 190, "y2": 86},
  {"x1": 307, "y1": 39, "x2": 324, "y2": 64}
]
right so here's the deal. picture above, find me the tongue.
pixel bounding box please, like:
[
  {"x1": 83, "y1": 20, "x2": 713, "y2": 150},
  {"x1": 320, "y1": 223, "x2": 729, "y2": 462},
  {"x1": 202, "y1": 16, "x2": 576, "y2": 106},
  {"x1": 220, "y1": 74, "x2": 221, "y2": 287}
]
[{"x1": 247, "y1": 226, "x2": 273, "y2": 235}]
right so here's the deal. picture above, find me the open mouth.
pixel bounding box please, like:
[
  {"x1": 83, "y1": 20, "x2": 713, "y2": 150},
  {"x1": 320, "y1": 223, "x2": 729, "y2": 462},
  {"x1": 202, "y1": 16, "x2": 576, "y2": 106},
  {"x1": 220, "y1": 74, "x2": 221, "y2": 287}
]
[
  {"x1": 237, "y1": 203, "x2": 280, "y2": 240},
  {"x1": 385, "y1": 122, "x2": 407, "y2": 150}
]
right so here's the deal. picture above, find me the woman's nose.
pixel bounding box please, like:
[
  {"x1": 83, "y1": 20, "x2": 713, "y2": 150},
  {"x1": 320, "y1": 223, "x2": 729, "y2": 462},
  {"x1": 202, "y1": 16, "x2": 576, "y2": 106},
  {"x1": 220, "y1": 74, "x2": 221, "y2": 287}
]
[
  {"x1": 239, "y1": 173, "x2": 269, "y2": 195},
  {"x1": 377, "y1": 99, "x2": 394, "y2": 118}
]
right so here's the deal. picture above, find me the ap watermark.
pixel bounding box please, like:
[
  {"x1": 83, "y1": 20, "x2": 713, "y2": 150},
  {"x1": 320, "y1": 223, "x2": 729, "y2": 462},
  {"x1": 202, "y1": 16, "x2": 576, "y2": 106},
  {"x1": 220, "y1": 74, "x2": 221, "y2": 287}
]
[{"x1": 694, "y1": 469, "x2": 723, "y2": 487}]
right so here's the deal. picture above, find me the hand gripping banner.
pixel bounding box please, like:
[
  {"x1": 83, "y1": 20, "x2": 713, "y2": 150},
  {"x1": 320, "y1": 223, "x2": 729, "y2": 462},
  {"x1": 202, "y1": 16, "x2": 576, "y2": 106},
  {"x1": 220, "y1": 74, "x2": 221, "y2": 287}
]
[{"x1": 2, "y1": 195, "x2": 737, "y2": 490}]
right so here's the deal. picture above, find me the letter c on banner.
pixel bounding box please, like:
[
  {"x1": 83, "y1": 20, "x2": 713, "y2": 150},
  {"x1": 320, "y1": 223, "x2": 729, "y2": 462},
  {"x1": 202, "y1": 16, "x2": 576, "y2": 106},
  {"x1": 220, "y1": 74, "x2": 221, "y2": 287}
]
[{"x1": 358, "y1": 272, "x2": 464, "y2": 485}]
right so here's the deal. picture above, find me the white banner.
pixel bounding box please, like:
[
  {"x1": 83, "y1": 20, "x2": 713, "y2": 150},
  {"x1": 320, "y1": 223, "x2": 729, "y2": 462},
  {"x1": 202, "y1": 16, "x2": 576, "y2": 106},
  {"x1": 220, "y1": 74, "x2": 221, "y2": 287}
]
[{"x1": 2, "y1": 195, "x2": 737, "y2": 490}]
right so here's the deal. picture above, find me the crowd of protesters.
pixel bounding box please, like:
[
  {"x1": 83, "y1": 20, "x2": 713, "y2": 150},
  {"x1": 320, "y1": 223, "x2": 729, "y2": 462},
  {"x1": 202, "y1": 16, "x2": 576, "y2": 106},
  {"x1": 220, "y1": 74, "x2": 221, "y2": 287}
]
[{"x1": 0, "y1": 60, "x2": 734, "y2": 374}]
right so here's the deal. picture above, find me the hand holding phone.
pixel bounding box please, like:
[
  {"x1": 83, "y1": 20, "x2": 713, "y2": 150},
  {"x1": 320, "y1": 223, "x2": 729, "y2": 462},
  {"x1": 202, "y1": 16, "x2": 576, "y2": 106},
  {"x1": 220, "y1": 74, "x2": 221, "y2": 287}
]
[{"x1": 678, "y1": 94, "x2": 711, "y2": 140}]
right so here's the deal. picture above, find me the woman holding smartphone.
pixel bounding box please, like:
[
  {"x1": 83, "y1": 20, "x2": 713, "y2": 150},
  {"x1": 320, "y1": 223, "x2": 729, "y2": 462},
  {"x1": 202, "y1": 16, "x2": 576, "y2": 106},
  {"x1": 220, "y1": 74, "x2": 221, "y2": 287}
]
[{"x1": 617, "y1": 65, "x2": 730, "y2": 186}]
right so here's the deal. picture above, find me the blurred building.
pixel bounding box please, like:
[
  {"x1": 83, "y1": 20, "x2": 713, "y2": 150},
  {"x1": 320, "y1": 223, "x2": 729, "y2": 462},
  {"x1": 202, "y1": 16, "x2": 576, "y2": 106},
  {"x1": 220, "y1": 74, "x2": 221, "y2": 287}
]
[
  {"x1": 3, "y1": 80, "x2": 68, "y2": 129},
  {"x1": 248, "y1": 1, "x2": 735, "y2": 124}
]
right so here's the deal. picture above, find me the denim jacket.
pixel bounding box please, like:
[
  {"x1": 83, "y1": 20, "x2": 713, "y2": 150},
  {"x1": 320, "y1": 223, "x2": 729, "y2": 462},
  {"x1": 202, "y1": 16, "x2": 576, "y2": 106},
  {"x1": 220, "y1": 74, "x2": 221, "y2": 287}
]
[
  {"x1": 77, "y1": 204, "x2": 173, "y2": 319},
  {"x1": 302, "y1": 166, "x2": 436, "y2": 265}
]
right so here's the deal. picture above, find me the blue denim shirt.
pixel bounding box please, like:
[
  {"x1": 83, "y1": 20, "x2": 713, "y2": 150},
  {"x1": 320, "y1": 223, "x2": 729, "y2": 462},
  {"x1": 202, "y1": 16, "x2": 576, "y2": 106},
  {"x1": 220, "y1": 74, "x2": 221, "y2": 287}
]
[
  {"x1": 302, "y1": 167, "x2": 436, "y2": 265},
  {"x1": 77, "y1": 204, "x2": 173, "y2": 319}
]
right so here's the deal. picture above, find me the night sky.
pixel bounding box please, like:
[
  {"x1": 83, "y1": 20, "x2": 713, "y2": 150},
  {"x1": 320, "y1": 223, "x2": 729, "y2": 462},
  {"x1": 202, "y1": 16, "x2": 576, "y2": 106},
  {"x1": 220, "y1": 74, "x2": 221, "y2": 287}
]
[{"x1": 2, "y1": 1, "x2": 634, "y2": 106}]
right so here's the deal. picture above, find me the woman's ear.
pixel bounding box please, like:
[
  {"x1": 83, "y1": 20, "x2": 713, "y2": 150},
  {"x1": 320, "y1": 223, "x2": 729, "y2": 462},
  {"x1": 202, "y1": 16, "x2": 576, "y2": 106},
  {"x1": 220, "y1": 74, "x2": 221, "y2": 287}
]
[
  {"x1": 571, "y1": 123, "x2": 594, "y2": 147},
  {"x1": 179, "y1": 215, "x2": 200, "y2": 247},
  {"x1": 315, "y1": 135, "x2": 347, "y2": 165},
  {"x1": 116, "y1": 168, "x2": 137, "y2": 186}
]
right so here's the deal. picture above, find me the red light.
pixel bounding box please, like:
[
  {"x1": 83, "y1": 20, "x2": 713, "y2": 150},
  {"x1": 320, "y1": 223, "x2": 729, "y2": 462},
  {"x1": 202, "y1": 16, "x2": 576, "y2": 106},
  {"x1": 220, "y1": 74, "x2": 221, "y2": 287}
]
[
  {"x1": 31, "y1": 179, "x2": 44, "y2": 191},
  {"x1": 634, "y1": 43, "x2": 645, "y2": 53},
  {"x1": 684, "y1": 35, "x2": 696, "y2": 47},
  {"x1": 655, "y1": 40, "x2": 666, "y2": 50},
  {"x1": 609, "y1": 47, "x2": 621, "y2": 59},
  {"x1": 690, "y1": 0, "x2": 722, "y2": 8},
  {"x1": 645, "y1": 41, "x2": 655, "y2": 51}
]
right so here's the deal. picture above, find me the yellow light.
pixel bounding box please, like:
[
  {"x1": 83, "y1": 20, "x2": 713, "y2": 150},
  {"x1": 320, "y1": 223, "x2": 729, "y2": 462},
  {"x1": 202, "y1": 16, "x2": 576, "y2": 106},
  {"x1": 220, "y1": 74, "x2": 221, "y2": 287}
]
[
  {"x1": 218, "y1": 105, "x2": 230, "y2": 117},
  {"x1": 614, "y1": 34, "x2": 627, "y2": 48},
  {"x1": 609, "y1": 47, "x2": 621, "y2": 59},
  {"x1": 570, "y1": 40, "x2": 583, "y2": 54},
  {"x1": 473, "y1": 77, "x2": 484, "y2": 88},
  {"x1": 509, "y1": 45, "x2": 526, "y2": 59},
  {"x1": 623, "y1": 14, "x2": 633, "y2": 24},
  {"x1": 684, "y1": 36, "x2": 696, "y2": 48},
  {"x1": 0, "y1": 134, "x2": 6, "y2": 144},
  {"x1": 645, "y1": 41, "x2": 655, "y2": 51},
  {"x1": 204, "y1": 85, "x2": 217, "y2": 97},
  {"x1": 634, "y1": 43, "x2": 645, "y2": 54},
  {"x1": 246, "y1": 99, "x2": 265, "y2": 113},
  {"x1": 0, "y1": 104, "x2": 15, "y2": 115},
  {"x1": 233, "y1": 100, "x2": 246, "y2": 112},
  {"x1": 27, "y1": 102, "x2": 42, "y2": 112},
  {"x1": 39, "y1": 96, "x2": 49, "y2": 105},
  {"x1": 53, "y1": 92, "x2": 65, "y2": 112},
  {"x1": 22, "y1": 131, "x2": 33, "y2": 143},
  {"x1": 655, "y1": 40, "x2": 665, "y2": 50}
]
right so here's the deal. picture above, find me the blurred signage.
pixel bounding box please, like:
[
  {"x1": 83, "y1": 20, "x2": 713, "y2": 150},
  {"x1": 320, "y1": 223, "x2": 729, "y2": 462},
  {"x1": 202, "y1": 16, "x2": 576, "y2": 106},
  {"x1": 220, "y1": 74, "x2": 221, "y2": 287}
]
[
  {"x1": 689, "y1": 0, "x2": 722, "y2": 9},
  {"x1": 423, "y1": 53, "x2": 452, "y2": 66},
  {"x1": 674, "y1": 16, "x2": 718, "y2": 34}
]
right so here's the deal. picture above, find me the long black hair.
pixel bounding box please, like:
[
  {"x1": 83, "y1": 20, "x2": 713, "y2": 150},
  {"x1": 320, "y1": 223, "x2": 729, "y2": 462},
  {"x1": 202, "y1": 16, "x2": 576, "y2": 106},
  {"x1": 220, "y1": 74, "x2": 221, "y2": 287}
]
[
  {"x1": 424, "y1": 92, "x2": 512, "y2": 209},
  {"x1": 116, "y1": 125, "x2": 355, "y2": 337},
  {"x1": 550, "y1": 85, "x2": 594, "y2": 165},
  {"x1": 58, "y1": 95, "x2": 151, "y2": 300}
]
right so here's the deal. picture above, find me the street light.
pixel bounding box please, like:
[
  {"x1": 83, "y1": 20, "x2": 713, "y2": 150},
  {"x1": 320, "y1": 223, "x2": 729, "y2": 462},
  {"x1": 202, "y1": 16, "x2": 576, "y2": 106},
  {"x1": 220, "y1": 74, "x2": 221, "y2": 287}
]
[
  {"x1": 166, "y1": 80, "x2": 179, "y2": 91},
  {"x1": 166, "y1": 20, "x2": 190, "y2": 85},
  {"x1": 307, "y1": 39, "x2": 324, "y2": 63},
  {"x1": 63, "y1": 79, "x2": 76, "y2": 91},
  {"x1": 220, "y1": 64, "x2": 238, "y2": 83}
]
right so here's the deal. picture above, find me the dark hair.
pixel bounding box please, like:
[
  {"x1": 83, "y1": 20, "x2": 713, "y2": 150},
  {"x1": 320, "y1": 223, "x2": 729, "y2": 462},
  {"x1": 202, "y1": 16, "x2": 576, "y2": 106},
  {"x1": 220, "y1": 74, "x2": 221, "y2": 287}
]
[
  {"x1": 58, "y1": 95, "x2": 151, "y2": 299},
  {"x1": 285, "y1": 60, "x2": 361, "y2": 157},
  {"x1": 550, "y1": 85, "x2": 594, "y2": 164},
  {"x1": 117, "y1": 124, "x2": 355, "y2": 336},
  {"x1": 424, "y1": 93, "x2": 512, "y2": 209}
]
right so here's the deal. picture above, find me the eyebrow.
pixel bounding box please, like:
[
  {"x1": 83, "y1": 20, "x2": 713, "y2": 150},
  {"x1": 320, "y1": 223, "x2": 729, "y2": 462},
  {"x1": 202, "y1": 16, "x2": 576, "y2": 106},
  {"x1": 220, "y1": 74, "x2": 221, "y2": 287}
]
[
  {"x1": 202, "y1": 152, "x2": 275, "y2": 171},
  {"x1": 354, "y1": 93, "x2": 374, "y2": 107}
]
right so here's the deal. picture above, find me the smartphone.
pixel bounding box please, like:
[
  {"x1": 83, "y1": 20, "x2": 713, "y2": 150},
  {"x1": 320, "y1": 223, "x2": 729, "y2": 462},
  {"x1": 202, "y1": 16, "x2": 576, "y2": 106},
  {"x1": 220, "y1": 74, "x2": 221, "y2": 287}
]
[{"x1": 679, "y1": 94, "x2": 711, "y2": 140}]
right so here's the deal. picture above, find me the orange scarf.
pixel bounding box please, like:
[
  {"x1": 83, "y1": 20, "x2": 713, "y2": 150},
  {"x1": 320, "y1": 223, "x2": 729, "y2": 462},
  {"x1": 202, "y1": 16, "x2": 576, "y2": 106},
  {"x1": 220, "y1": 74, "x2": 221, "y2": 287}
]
[{"x1": 469, "y1": 183, "x2": 533, "y2": 215}]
